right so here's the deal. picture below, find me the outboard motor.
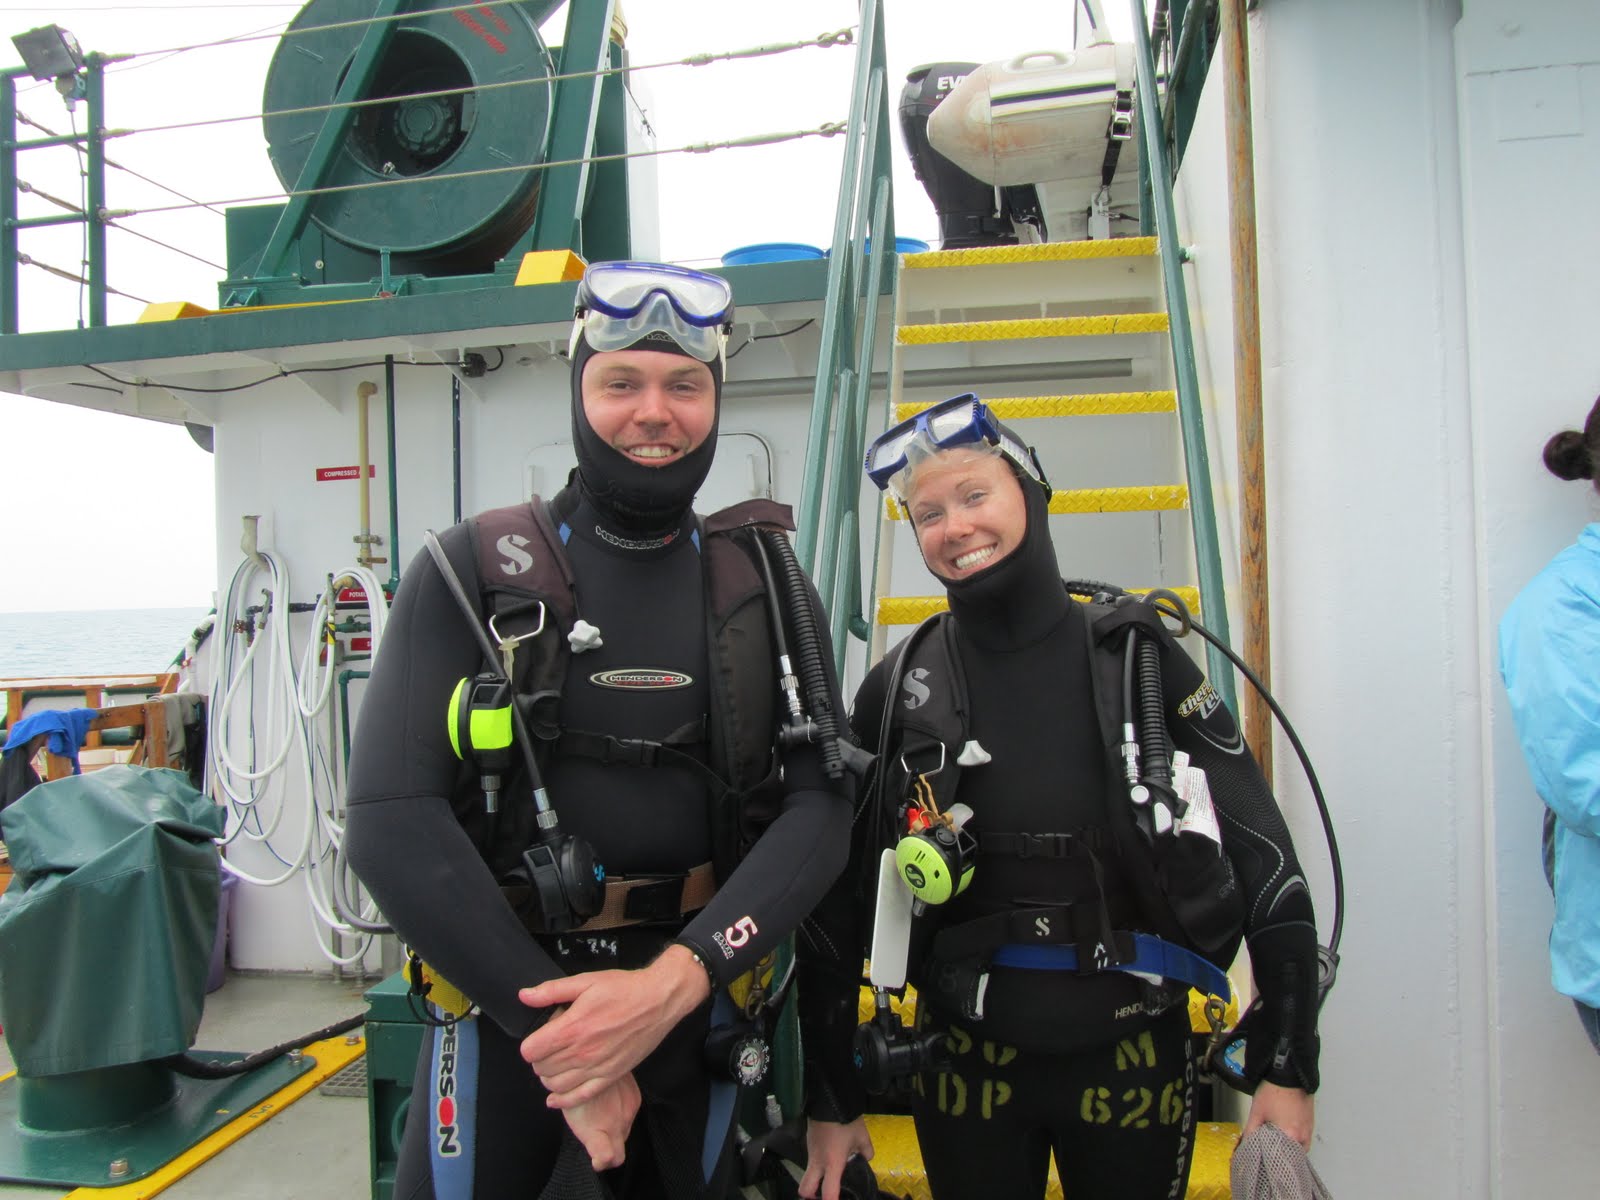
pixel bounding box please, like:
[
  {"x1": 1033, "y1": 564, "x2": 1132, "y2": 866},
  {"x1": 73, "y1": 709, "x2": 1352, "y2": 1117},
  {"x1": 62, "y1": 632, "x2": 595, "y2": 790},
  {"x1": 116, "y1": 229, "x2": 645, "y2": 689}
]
[{"x1": 898, "y1": 63, "x2": 1032, "y2": 250}]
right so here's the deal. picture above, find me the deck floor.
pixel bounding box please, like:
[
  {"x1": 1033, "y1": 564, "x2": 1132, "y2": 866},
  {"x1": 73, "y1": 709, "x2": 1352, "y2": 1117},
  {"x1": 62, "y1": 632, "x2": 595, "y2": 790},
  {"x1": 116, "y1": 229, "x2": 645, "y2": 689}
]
[{"x1": 0, "y1": 972, "x2": 378, "y2": 1200}]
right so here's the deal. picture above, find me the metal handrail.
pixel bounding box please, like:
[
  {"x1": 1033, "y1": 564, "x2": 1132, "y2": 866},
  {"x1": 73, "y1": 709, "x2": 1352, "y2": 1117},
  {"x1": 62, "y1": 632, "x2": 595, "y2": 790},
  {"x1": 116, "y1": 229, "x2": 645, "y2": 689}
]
[
  {"x1": 1, "y1": 56, "x2": 108, "y2": 333},
  {"x1": 793, "y1": 0, "x2": 896, "y2": 675},
  {"x1": 1130, "y1": 0, "x2": 1237, "y2": 710}
]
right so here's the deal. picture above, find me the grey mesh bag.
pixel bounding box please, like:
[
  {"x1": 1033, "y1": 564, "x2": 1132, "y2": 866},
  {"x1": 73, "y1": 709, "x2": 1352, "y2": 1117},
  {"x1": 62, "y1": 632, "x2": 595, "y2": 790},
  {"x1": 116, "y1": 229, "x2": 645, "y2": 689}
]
[{"x1": 1231, "y1": 1122, "x2": 1333, "y2": 1200}]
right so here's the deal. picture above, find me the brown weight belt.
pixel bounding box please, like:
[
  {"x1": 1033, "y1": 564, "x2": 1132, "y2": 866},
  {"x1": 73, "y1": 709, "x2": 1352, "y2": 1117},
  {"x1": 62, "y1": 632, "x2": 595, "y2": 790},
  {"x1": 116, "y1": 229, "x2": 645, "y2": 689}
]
[{"x1": 501, "y1": 861, "x2": 717, "y2": 934}]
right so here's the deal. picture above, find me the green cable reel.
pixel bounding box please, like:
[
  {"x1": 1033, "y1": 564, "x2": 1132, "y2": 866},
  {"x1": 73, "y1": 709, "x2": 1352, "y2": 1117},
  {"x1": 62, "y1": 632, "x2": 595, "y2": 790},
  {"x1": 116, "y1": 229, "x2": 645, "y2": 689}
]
[{"x1": 262, "y1": 0, "x2": 563, "y2": 268}]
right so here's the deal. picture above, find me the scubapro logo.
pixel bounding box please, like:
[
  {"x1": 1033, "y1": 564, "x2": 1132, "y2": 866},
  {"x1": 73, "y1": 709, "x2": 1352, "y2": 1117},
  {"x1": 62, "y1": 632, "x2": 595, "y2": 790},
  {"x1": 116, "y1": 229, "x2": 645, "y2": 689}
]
[
  {"x1": 497, "y1": 532, "x2": 533, "y2": 576},
  {"x1": 590, "y1": 668, "x2": 693, "y2": 690},
  {"x1": 901, "y1": 667, "x2": 931, "y2": 710},
  {"x1": 1034, "y1": 915, "x2": 1051, "y2": 938},
  {"x1": 435, "y1": 1023, "x2": 461, "y2": 1157}
]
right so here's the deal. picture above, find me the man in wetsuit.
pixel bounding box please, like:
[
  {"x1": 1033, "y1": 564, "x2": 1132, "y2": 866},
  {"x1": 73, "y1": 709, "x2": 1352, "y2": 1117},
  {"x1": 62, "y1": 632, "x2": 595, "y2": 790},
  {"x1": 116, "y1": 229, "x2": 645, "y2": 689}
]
[{"x1": 344, "y1": 261, "x2": 852, "y2": 1199}]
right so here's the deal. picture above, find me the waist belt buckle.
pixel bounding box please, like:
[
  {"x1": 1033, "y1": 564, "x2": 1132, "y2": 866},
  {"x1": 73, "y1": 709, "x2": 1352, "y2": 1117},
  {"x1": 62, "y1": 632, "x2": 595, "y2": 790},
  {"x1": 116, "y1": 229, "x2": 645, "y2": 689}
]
[
  {"x1": 622, "y1": 875, "x2": 686, "y2": 923},
  {"x1": 601, "y1": 736, "x2": 659, "y2": 767}
]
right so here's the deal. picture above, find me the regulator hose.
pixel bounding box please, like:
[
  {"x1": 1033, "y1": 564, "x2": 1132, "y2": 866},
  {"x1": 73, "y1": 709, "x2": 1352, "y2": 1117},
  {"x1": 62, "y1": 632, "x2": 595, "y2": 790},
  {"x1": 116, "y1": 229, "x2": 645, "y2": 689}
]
[
  {"x1": 1064, "y1": 578, "x2": 1343, "y2": 991},
  {"x1": 1135, "y1": 632, "x2": 1172, "y2": 789},
  {"x1": 756, "y1": 528, "x2": 844, "y2": 780},
  {"x1": 162, "y1": 1013, "x2": 364, "y2": 1079}
]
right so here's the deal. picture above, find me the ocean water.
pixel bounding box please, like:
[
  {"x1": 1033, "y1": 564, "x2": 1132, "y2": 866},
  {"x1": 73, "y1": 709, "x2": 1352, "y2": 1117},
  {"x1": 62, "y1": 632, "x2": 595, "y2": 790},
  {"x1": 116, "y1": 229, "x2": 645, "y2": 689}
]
[{"x1": 0, "y1": 607, "x2": 211, "y2": 679}]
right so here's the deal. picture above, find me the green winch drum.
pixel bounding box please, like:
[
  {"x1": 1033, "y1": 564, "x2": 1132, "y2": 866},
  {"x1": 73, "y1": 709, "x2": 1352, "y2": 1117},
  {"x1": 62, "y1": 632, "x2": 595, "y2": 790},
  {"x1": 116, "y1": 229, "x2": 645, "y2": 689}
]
[{"x1": 262, "y1": 0, "x2": 563, "y2": 266}]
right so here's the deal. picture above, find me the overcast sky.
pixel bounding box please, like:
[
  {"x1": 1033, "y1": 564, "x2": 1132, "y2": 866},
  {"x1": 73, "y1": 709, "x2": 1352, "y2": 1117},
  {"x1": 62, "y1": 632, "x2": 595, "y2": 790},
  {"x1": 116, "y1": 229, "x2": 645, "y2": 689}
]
[{"x1": 0, "y1": 0, "x2": 1132, "y2": 612}]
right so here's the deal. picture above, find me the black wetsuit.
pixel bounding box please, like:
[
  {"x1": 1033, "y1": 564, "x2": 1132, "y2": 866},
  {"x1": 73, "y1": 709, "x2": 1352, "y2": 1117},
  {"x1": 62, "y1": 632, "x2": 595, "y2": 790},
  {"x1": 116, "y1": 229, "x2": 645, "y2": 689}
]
[
  {"x1": 799, "y1": 479, "x2": 1318, "y2": 1200},
  {"x1": 345, "y1": 487, "x2": 851, "y2": 1200}
]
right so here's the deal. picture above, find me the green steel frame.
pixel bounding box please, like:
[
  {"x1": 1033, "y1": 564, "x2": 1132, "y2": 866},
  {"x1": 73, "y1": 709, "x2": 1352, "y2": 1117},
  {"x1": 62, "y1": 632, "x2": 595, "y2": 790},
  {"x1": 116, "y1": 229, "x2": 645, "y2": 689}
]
[
  {"x1": 0, "y1": 55, "x2": 109, "y2": 333},
  {"x1": 1130, "y1": 0, "x2": 1236, "y2": 708},
  {"x1": 793, "y1": 0, "x2": 897, "y2": 676},
  {"x1": 1137, "y1": 1, "x2": 1216, "y2": 233},
  {"x1": 526, "y1": 0, "x2": 616, "y2": 257}
]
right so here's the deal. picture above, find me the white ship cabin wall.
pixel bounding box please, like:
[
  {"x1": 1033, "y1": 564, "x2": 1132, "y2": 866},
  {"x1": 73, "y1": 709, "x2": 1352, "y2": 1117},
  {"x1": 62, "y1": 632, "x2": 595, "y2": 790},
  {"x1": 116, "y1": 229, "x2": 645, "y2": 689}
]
[{"x1": 1174, "y1": 0, "x2": 1600, "y2": 1195}]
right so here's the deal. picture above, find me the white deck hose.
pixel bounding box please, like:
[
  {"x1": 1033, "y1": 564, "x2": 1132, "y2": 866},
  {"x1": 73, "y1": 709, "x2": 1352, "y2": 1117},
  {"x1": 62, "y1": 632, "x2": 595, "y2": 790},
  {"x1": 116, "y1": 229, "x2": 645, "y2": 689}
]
[{"x1": 208, "y1": 554, "x2": 392, "y2": 964}]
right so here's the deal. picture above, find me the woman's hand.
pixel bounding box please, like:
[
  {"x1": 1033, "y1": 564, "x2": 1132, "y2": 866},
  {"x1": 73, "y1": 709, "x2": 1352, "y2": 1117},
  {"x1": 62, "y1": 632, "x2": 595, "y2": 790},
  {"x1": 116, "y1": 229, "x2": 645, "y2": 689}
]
[
  {"x1": 1241, "y1": 1080, "x2": 1314, "y2": 1149},
  {"x1": 799, "y1": 1117, "x2": 874, "y2": 1200}
]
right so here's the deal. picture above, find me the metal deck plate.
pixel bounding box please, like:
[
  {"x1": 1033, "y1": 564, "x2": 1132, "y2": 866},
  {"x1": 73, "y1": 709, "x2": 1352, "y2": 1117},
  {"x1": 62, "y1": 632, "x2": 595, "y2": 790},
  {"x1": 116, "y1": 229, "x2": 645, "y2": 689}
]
[
  {"x1": 318, "y1": 1056, "x2": 367, "y2": 1098},
  {"x1": 0, "y1": 1051, "x2": 313, "y2": 1187}
]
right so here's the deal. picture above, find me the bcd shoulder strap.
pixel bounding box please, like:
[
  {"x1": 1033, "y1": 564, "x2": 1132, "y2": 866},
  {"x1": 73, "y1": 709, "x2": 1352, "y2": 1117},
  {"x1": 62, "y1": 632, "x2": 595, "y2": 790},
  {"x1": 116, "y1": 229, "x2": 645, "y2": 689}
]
[{"x1": 880, "y1": 612, "x2": 971, "y2": 821}]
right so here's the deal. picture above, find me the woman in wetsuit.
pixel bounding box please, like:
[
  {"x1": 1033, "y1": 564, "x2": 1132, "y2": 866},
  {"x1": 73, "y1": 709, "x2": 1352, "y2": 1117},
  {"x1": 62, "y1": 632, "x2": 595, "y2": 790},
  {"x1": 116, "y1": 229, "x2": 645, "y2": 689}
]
[{"x1": 799, "y1": 395, "x2": 1319, "y2": 1200}]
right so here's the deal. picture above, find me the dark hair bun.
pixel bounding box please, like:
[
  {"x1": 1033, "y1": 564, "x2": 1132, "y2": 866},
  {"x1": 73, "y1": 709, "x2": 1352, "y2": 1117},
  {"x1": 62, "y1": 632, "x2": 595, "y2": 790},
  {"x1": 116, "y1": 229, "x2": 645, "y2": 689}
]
[{"x1": 1543, "y1": 429, "x2": 1593, "y2": 481}]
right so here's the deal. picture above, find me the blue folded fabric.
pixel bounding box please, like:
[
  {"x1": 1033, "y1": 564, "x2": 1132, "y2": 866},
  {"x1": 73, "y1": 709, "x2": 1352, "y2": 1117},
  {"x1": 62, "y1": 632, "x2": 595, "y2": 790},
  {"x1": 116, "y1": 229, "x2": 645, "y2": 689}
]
[{"x1": 2, "y1": 708, "x2": 100, "y2": 774}]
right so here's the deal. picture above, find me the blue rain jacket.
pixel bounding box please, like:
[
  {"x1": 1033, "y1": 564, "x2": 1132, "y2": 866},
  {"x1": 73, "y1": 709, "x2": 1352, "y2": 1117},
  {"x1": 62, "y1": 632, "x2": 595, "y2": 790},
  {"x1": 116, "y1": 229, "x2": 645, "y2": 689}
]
[
  {"x1": 1500, "y1": 523, "x2": 1600, "y2": 1007},
  {"x1": 1, "y1": 708, "x2": 98, "y2": 774}
]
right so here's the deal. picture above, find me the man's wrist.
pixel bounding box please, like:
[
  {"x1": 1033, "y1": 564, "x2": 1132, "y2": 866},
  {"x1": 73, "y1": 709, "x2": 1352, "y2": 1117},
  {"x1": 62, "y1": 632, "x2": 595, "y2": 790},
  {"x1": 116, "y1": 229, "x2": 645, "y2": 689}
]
[{"x1": 656, "y1": 941, "x2": 716, "y2": 1008}]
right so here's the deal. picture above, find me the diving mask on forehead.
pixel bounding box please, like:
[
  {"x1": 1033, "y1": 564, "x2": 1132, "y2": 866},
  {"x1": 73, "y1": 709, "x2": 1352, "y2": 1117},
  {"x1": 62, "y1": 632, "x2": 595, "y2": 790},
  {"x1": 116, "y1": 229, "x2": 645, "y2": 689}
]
[
  {"x1": 865, "y1": 392, "x2": 1051, "y2": 498},
  {"x1": 569, "y1": 260, "x2": 734, "y2": 365}
]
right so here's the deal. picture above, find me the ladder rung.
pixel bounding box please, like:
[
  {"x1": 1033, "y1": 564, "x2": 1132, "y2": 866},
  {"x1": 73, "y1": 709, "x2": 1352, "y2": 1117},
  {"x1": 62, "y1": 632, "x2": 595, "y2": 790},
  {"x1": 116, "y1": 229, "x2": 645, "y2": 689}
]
[
  {"x1": 894, "y1": 391, "x2": 1177, "y2": 422},
  {"x1": 877, "y1": 587, "x2": 1203, "y2": 626},
  {"x1": 887, "y1": 484, "x2": 1187, "y2": 522},
  {"x1": 897, "y1": 312, "x2": 1169, "y2": 345},
  {"x1": 902, "y1": 237, "x2": 1159, "y2": 269}
]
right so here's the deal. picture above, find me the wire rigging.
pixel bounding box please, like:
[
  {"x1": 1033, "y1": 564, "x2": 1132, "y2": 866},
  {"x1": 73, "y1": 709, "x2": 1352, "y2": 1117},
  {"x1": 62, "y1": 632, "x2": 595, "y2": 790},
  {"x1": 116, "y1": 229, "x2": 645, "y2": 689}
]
[
  {"x1": 106, "y1": 122, "x2": 848, "y2": 222},
  {"x1": 106, "y1": 220, "x2": 226, "y2": 271},
  {"x1": 15, "y1": 109, "x2": 227, "y2": 216},
  {"x1": 107, "y1": 28, "x2": 855, "y2": 142}
]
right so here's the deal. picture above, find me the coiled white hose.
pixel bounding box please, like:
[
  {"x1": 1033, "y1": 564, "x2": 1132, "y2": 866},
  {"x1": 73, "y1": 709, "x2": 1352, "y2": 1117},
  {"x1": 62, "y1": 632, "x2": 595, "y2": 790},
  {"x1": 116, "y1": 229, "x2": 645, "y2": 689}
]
[{"x1": 205, "y1": 551, "x2": 391, "y2": 962}]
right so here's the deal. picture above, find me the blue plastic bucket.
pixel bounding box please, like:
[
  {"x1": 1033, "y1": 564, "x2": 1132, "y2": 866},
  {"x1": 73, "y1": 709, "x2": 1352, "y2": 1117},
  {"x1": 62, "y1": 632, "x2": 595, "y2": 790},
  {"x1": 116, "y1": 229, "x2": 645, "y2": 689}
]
[{"x1": 720, "y1": 242, "x2": 826, "y2": 266}]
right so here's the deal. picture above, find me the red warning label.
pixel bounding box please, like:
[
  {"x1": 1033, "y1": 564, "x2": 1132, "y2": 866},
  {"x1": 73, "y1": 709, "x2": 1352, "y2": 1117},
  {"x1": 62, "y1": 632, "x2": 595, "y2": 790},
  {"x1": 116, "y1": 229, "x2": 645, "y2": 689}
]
[{"x1": 316, "y1": 465, "x2": 376, "y2": 482}]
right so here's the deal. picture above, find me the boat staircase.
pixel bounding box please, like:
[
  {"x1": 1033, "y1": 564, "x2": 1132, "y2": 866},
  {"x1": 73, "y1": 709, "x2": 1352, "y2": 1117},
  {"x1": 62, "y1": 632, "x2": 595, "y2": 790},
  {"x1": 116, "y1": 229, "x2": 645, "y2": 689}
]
[{"x1": 792, "y1": 2, "x2": 1245, "y2": 1196}]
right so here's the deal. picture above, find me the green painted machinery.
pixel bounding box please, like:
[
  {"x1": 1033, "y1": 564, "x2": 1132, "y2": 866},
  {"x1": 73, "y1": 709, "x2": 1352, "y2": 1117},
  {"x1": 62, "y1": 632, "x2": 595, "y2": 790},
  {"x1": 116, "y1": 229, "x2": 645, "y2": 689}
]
[{"x1": 222, "y1": 0, "x2": 633, "y2": 308}]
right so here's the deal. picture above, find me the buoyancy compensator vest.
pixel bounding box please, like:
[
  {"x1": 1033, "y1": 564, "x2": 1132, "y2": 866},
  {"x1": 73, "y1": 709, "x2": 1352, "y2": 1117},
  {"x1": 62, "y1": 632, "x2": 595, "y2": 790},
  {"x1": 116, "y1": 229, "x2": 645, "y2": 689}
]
[
  {"x1": 872, "y1": 591, "x2": 1246, "y2": 993},
  {"x1": 464, "y1": 495, "x2": 796, "y2": 891}
]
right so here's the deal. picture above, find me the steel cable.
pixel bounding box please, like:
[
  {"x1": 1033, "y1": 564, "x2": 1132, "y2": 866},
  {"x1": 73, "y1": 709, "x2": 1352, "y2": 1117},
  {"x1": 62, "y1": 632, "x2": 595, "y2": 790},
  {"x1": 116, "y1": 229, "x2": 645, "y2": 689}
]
[
  {"x1": 106, "y1": 28, "x2": 855, "y2": 142},
  {"x1": 104, "y1": 122, "x2": 848, "y2": 221}
]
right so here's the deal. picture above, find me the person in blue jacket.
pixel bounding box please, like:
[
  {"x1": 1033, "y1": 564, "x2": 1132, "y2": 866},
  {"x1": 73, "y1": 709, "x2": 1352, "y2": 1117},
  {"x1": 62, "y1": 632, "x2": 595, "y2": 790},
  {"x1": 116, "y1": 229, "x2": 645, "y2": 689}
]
[{"x1": 1499, "y1": 393, "x2": 1600, "y2": 1056}]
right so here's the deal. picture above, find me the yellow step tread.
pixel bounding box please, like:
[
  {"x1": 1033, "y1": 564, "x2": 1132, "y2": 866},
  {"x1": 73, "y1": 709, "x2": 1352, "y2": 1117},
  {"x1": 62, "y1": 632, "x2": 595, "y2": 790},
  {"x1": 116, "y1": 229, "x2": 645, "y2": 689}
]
[
  {"x1": 903, "y1": 237, "x2": 1159, "y2": 269},
  {"x1": 895, "y1": 392, "x2": 1178, "y2": 421},
  {"x1": 888, "y1": 484, "x2": 1187, "y2": 523},
  {"x1": 876, "y1": 587, "x2": 1202, "y2": 627},
  {"x1": 862, "y1": 1113, "x2": 1239, "y2": 1199},
  {"x1": 898, "y1": 312, "x2": 1169, "y2": 345}
]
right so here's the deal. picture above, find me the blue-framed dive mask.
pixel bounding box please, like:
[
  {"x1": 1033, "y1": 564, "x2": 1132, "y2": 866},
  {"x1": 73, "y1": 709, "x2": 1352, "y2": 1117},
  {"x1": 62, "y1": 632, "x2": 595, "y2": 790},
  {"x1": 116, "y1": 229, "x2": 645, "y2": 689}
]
[
  {"x1": 568, "y1": 260, "x2": 734, "y2": 365},
  {"x1": 864, "y1": 392, "x2": 1050, "y2": 498}
]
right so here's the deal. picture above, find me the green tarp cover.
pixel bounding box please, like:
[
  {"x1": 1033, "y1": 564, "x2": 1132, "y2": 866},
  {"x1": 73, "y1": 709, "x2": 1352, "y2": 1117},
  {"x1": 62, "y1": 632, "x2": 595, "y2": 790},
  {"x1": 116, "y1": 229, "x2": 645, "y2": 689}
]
[{"x1": 0, "y1": 765, "x2": 225, "y2": 1077}]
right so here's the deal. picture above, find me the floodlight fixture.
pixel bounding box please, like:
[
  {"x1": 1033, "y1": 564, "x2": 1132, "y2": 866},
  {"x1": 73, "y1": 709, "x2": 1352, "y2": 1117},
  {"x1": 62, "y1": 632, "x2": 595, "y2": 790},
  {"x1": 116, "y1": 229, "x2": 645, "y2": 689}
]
[{"x1": 11, "y1": 24, "x2": 85, "y2": 83}]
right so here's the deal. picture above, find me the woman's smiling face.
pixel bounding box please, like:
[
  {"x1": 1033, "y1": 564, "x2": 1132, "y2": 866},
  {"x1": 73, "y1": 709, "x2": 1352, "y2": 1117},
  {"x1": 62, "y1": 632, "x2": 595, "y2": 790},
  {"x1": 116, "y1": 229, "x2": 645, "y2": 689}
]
[{"x1": 903, "y1": 447, "x2": 1028, "y2": 581}]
